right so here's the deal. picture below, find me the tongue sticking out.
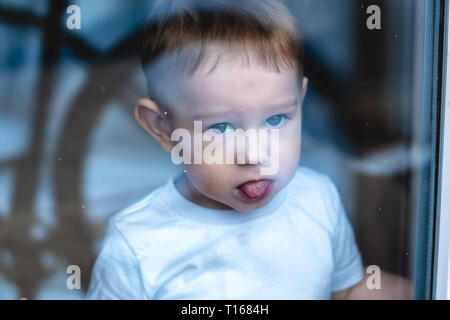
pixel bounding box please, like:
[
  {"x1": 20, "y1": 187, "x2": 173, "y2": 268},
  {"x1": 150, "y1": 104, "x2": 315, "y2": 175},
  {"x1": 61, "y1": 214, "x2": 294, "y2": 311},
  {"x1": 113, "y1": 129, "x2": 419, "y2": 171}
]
[{"x1": 239, "y1": 180, "x2": 271, "y2": 198}]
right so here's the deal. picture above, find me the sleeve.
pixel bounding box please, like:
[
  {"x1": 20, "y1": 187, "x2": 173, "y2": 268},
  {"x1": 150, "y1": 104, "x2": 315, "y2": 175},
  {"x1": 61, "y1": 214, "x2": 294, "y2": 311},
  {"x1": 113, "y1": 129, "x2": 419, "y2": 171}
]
[
  {"x1": 322, "y1": 176, "x2": 364, "y2": 293},
  {"x1": 85, "y1": 220, "x2": 148, "y2": 300}
]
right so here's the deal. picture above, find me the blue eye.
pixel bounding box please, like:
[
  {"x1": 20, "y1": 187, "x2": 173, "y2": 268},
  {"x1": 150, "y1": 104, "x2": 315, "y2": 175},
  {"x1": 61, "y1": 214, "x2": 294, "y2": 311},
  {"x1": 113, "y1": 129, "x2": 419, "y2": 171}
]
[
  {"x1": 208, "y1": 122, "x2": 233, "y2": 134},
  {"x1": 264, "y1": 114, "x2": 286, "y2": 127}
]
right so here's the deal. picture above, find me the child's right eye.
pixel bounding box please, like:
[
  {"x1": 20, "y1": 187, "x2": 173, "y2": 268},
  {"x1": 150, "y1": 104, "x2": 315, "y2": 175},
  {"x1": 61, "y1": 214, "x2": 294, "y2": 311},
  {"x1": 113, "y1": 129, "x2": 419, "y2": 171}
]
[{"x1": 208, "y1": 122, "x2": 233, "y2": 134}]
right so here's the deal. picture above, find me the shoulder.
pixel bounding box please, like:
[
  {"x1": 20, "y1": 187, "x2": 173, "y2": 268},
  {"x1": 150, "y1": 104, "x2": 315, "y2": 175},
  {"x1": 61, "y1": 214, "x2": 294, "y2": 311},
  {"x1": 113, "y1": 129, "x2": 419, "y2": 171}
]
[
  {"x1": 285, "y1": 166, "x2": 343, "y2": 232},
  {"x1": 105, "y1": 179, "x2": 179, "y2": 258},
  {"x1": 289, "y1": 166, "x2": 331, "y2": 188},
  {"x1": 288, "y1": 166, "x2": 339, "y2": 204}
]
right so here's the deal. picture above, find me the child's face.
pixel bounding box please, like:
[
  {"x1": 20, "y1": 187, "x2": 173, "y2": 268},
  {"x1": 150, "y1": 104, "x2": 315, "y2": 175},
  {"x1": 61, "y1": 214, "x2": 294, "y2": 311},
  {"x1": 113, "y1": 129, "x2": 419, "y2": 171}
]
[{"x1": 137, "y1": 53, "x2": 308, "y2": 212}]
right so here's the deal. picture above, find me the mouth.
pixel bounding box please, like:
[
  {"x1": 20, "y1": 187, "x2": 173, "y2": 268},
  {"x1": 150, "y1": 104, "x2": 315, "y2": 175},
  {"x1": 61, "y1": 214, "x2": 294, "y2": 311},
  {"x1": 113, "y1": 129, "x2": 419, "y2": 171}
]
[{"x1": 233, "y1": 179, "x2": 274, "y2": 202}]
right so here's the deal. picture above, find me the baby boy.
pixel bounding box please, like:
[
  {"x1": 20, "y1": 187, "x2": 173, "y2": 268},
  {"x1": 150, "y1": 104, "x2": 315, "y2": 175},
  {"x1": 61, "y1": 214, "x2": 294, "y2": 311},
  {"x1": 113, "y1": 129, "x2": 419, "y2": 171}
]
[{"x1": 87, "y1": 0, "x2": 413, "y2": 299}]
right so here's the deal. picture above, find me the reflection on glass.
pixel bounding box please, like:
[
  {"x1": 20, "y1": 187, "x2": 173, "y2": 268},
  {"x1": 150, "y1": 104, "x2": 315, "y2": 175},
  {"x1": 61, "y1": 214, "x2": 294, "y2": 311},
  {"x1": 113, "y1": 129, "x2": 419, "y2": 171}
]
[{"x1": 0, "y1": 0, "x2": 441, "y2": 299}]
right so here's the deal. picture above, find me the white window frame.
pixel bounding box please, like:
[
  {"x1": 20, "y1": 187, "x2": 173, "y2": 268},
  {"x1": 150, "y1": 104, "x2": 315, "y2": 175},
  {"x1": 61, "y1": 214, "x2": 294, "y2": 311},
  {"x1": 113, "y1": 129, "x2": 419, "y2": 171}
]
[{"x1": 434, "y1": 0, "x2": 450, "y2": 300}]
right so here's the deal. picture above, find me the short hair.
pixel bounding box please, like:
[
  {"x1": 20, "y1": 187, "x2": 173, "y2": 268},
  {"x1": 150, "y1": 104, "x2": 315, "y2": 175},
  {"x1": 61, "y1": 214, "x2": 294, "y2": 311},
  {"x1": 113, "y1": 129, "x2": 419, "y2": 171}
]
[{"x1": 141, "y1": 0, "x2": 304, "y2": 100}]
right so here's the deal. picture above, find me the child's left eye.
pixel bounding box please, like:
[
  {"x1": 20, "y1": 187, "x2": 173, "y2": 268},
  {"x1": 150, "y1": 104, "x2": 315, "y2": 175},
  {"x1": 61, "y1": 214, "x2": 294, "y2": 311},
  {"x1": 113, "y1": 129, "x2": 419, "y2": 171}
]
[{"x1": 264, "y1": 114, "x2": 286, "y2": 127}]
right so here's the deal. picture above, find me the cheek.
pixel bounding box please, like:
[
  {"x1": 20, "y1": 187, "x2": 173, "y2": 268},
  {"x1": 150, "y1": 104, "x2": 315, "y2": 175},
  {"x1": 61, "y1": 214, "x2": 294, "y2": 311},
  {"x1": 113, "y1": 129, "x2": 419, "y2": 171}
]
[
  {"x1": 281, "y1": 117, "x2": 302, "y2": 150},
  {"x1": 185, "y1": 164, "x2": 232, "y2": 194},
  {"x1": 279, "y1": 138, "x2": 300, "y2": 169},
  {"x1": 277, "y1": 122, "x2": 302, "y2": 172}
]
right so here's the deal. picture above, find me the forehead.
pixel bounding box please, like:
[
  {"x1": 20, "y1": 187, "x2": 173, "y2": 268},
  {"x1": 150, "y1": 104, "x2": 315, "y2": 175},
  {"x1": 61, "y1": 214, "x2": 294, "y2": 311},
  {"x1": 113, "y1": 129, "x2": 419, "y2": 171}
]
[{"x1": 176, "y1": 55, "x2": 300, "y2": 116}]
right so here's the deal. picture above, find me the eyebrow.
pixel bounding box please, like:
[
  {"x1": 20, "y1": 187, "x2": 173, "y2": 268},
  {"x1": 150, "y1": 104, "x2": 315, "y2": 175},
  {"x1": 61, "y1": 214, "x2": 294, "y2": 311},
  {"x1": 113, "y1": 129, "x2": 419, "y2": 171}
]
[{"x1": 193, "y1": 98, "x2": 299, "y2": 120}]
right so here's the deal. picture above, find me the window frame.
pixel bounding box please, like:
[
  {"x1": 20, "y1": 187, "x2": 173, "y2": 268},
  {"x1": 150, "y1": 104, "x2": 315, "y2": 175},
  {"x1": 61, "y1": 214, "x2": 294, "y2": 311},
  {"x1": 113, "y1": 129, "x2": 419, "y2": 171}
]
[
  {"x1": 414, "y1": 0, "x2": 446, "y2": 300},
  {"x1": 433, "y1": 0, "x2": 450, "y2": 300}
]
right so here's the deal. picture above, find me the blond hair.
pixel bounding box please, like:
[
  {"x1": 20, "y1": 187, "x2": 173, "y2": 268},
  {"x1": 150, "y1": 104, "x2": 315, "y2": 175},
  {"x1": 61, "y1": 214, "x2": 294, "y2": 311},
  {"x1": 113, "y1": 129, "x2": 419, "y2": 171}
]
[{"x1": 141, "y1": 0, "x2": 304, "y2": 99}]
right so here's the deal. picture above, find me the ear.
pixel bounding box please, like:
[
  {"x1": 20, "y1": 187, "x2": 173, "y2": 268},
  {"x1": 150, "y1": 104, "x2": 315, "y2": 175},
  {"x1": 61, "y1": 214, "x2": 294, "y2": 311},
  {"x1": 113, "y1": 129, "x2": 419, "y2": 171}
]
[
  {"x1": 134, "y1": 98, "x2": 173, "y2": 153},
  {"x1": 301, "y1": 77, "x2": 309, "y2": 101}
]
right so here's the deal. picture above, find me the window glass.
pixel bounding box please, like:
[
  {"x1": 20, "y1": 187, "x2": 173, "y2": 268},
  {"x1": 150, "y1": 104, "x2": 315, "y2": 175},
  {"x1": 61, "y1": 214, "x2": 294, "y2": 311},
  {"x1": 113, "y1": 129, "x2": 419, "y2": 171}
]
[{"x1": 0, "y1": 0, "x2": 444, "y2": 299}]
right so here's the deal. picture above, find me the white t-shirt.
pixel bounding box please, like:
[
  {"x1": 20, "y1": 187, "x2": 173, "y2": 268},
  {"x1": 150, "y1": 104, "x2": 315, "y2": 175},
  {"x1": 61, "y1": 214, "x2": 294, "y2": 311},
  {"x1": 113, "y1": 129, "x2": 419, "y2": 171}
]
[{"x1": 86, "y1": 166, "x2": 363, "y2": 299}]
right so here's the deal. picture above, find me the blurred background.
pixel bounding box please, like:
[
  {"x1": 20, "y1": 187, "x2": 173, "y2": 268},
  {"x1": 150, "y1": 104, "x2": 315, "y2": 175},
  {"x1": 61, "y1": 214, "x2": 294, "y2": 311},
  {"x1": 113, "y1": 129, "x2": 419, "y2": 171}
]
[{"x1": 0, "y1": 0, "x2": 429, "y2": 298}]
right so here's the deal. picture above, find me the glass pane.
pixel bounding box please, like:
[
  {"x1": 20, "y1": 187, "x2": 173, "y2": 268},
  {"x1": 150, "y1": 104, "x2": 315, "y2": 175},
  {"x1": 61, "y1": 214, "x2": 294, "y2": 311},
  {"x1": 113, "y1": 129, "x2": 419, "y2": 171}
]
[{"x1": 0, "y1": 0, "x2": 443, "y2": 300}]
